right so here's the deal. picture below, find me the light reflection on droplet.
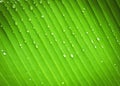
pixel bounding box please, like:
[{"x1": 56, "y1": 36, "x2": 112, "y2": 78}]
[
  {"x1": 69, "y1": 26, "x2": 71, "y2": 29},
  {"x1": 3, "y1": 52, "x2": 6, "y2": 55},
  {"x1": 63, "y1": 41, "x2": 65, "y2": 44},
  {"x1": 86, "y1": 32, "x2": 88, "y2": 34},
  {"x1": 27, "y1": 30, "x2": 29, "y2": 33},
  {"x1": 51, "y1": 32, "x2": 54, "y2": 35},
  {"x1": 97, "y1": 37, "x2": 100, "y2": 41},
  {"x1": 55, "y1": 39, "x2": 57, "y2": 42},
  {"x1": 15, "y1": 22, "x2": 18, "y2": 25},
  {"x1": 29, "y1": 78, "x2": 31, "y2": 80},
  {"x1": 41, "y1": 15, "x2": 44, "y2": 18},
  {"x1": 21, "y1": 18, "x2": 23, "y2": 21},
  {"x1": 101, "y1": 60, "x2": 103, "y2": 63},
  {"x1": 63, "y1": 54, "x2": 66, "y2": 57},
  {"x1": 114, "y1": 64, "x2": 117, "y2": 66},
  {"x1": 30, "y1": 6, "x2": 33, "y2": 10},
  {"x1": 50, "y1": 41, "x2": 52, "y2": 44},
  {"x1": 33, "y1": 41, "x2": 36, "y2": 44},
  {"x1": 91, "y1": 40, "x2": 94, "y2": 44},
  {"x1": 82, "y1": 10, "x2": 84, "y2": 13},
  {"x1": 61, "y1": 81, "x2": 64, "y2": 85},
  {"x1": 0, "y1": 0, "x2": 3, "y2": 3},
  {"x1": 63, "y1": 30, "x2": 66, "y2": 32},
  {"x1": 29, "y1": 18, "x2": 31, "y2": 21},
  {"x1": 82, "y1": 49, "x2": 85, "y2": 51},
  {"x1": 12, "y1": 4, "x2": 15, "y2": 8},
  {"x1": 35, "y1": 45, "x2": 38, "y2": 48},
  {"x1": 72, "y1": 33, "x2": 75, "y2": 35},
  {"x1": 41, "y1": 82, "x2": 44, "y2": 84},
  {"x1": 1, "y1": 50, "x2": 4, "y2": 52},
  {"x1": 70, "y1": 54, "x2": 74, "y2": 58},
  {"x1": 72, "y1": 44, "x2": 74, "y2": 47},
  {"x1": 40, "y1": 1, "x2": 42, "y2": 4},
  {"x1": 48, "y1": 25, "x2": 50, "y2": 28},
  {"x1": 19, "y1": 44, "x2": 22, "y2": 48},
  {"x1": 94, "y1": 46, "x2": 97, "y2": 48},
  {"x1": 48, "y1": 1, "x2": 50, "y2": 4},
  {"x1": 83, "y1": 8, "x2": 86, "y2": 10},
  {"x1": 101, "y1": 45, "x2": 104, "y2": 48}
]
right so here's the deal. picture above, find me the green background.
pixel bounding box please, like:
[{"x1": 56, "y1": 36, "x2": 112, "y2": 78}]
[{"x1": 0, "y1": 0, "x2": 120, "y2": 86}]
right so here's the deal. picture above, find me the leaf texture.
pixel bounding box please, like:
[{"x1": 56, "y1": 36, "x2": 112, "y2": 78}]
[{"x1": 0, "y1": 0, "x2": 120, "y2": 86}]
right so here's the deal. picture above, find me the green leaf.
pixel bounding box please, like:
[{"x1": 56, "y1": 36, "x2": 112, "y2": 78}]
[{"x1": 0, "y1": 0, "x2": 120, "y2": 86}]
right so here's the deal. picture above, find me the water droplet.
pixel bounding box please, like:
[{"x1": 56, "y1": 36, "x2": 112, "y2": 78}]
[
  {"x1": 63, "y1": 41, "x2": 65, "y2": 44},
  {"x1": 35, "y1": 45, "x2": 38, "y2": 48},
  {"x1": 63, "y1": 54, "x2": 66, "y2": 57},
  {"x1": 63, "y1": 30, "x2": 66, "y2": 32},
  {"x1": 15, "y1": 22, "x2": 18, "y2": 25},
  {"x1": 21, "y1": 18, "x2": 23, "y2": 21},
  {"x1": 72, "y1": 44, "x2": 74, "y2": 47},
  {"x1": 101, "y1": 45, "x2": 104, "y2": 48},
  {"x1": 15, "y1": 8, "x2": 18, "y2": 11},
  {"x1": 69, "y1": 26, "x2": 71, "y2": 29},
  {"x1": 47, "y1": 1, "x2": 50, "y2": 4},
  {"x1": 3, "y1": 52, "x2": 6, "y2": 55},
  {"x1": 15, "y1": 1, "x2": 17, "y2": 4},
  {"x1": 114, "y1": 64, "x2": 116, "y2": 66},
  {"x1": 1, "y1": 49, "x2": 4, "y2": 52},
  {"x1": 100, "y1": 60, "x2": 103, "y2": 63},
  {"x1": 41, "y1": 82, "x2": 44, "y2": 84},
  {"x1": 35, "y1": 3, "x2": 38, "y2": 7},
  {"x1": 48, "y1": 25, "x2": 50, "y2": 28},
  {"x1": 50, "y1": 41, "x2": 52, "y2": 44},
  {"x1": 70, "y1": 54, "x2": 74, "y2": 58},
  {"x1": 24, "y1": 40, "x2": 27, "y2": 43},
  {"x1": 29, "y1": 78, "x2": 31, "y2": 80},
  {"x1": 45, "y1": 33, "x2": 47, "y2": 36},
  {"x1": 72, "y1": 32, "x2": 75, "y2": 35},
  {"x1": 107, "y1": 36, "x2": 109, "y2": 39},
  {"x1": 51, "y1": 32, "x2": 54, "y2": 35},
  {"x1": 41, "y1": 15, "x2": 44, "y2": 18},
  {"x1": 86, "y1": 32, "x2": 88, "y2": 34},
  {"x1": 63, "y1": 14, "x2": 65, "y2": 17},
  {"x1": 33, "y1": 1, "x2": 35, "y2": 4},
  {"x1": 55, "y1": 39, "x2": 57, "y2": 42},
  {"x1": 40, "y1": 1, "x2": 42, "y2": 4},
  {"x1": 83, "y1": 8, "x2": 86, "y2": 10},
  {"x1": 97, "y1": 37, "x2": 100, "y2": 41},
  {"x1": 12, "y1": 4, "x2": 15, "y2": 8},
  {"x1": 61, "y1": 81, "x2": 64, "y2": 85},
  {"x1": 82, "y1": 10, "x2": 84, "y2": 13},
  {"x1": 82, "y1": 49, "x2": 85, "y2": 51},
  {"x1": 33, "y1": 41, "x2": 36, "y2": 44},
  {"x1": 92, "y1": 29, "x2": 94, "y2": 31},
  {"x1": 29, "y1": 18, "x2": 31, "y2": 21},
  {"x1": 0, "y1": 0, "x2": 3, "y2": 3},
  {"x1": 19, "y1": 44, "x2": 22, "y2": 48},
  {"x1": 23, "y1": 7, "x2": 25, "y2": 10},
  {"x1": 94, "y1": 46, "x2": 97, "y2": 48},
  {"x1": 91, "y1": 40, "x2": 94, "y2": 44},
  {"x1": 27, "y1": 30, "x2": 29, "y2": 33},
  {"x1": 117, "y1": 40, "x2": 119, "y2": 43},
  {"x1": 30, "y1": 6, "x2": 33, "y2": 10}
]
